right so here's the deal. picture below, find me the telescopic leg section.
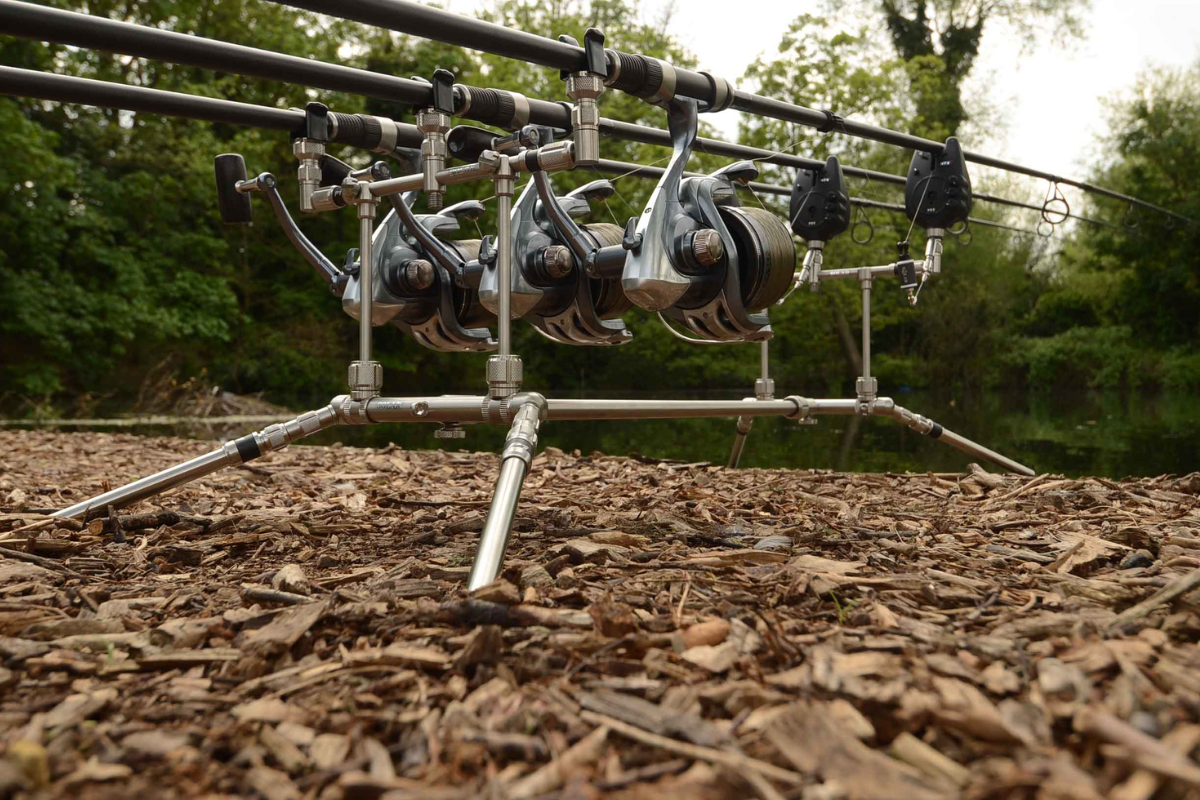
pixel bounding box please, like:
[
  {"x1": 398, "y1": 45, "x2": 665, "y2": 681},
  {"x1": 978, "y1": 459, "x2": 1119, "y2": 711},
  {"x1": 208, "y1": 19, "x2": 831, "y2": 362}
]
[
  {"x1": 467, "y1": 395, "x2": 547, "y2": 591},
  {"x1": 728, "y1": 340, "x2": 774, "y2": 468},
  {"x1": 51, "y1": 400, "x2": 348, "y2": 520},
  {"x1": 727, "y1": 415, "x2": 754, "y2": 468},
  {"x1": 862, "y1": 399, "x2": 1034, "y2": 476}
]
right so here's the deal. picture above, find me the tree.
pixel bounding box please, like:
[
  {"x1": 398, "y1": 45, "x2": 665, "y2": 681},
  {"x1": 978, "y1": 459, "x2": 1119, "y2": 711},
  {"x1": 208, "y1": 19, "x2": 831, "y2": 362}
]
[
  {"x1": 1010, "y1": 61, "x2": 1200, "y2": 390},
  {"x1": 875, "y1": 0, "x2": 1090, "y2": 136}
]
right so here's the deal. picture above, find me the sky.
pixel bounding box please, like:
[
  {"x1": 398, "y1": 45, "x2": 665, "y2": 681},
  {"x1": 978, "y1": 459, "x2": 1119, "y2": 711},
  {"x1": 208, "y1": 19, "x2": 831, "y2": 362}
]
[{"x1": 448, "y1": 0, "x2": 1200, "y2": 194}]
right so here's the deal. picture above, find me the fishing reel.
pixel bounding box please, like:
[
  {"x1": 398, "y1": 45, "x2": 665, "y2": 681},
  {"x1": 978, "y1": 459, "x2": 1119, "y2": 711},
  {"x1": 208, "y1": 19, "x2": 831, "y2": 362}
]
[
  {"x1": 321, "y1": 153, "x2": 497, "y2": 353},
  {"x1": 789, "y1": 155, "x2": 850, "y2": 292},
  {"x1": 449, "y1": 124, "x2": 633, "y2": 346},
  {"x1": 620, "y1": 99, "x2": 795, "y2": 342},
  {"x1": 905, "y1": 136, "x2": 972, "y2": 285}
]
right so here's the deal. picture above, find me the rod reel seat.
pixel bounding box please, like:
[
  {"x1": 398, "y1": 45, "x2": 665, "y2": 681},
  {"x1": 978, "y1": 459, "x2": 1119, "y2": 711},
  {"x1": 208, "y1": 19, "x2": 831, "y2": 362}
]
[{"x1": 619, "y1": 99, "x2": 795, "y2": 342}]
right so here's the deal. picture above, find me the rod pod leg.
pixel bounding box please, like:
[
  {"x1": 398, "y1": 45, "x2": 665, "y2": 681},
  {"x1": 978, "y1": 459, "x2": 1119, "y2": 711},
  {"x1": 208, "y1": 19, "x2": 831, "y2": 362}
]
[
  {"x1": 873, "y1": 400, "x2": 1035, "y2": 476},
  {"x1": 467, "y1": 395, "x2": 547, "y2": 591},
  {"x1": 51, "y1": 400, "x2": 349, "y2": 521},
  {"x1": 727, "y1": 416, "x2": 754, "y2": 468}
]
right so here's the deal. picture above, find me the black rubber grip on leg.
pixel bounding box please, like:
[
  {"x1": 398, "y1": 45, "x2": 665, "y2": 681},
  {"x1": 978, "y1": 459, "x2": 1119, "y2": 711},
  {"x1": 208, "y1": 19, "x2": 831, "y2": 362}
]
[
  {"x1": 214, "y1": 154, "x2": 253, "y2": 224},
  {"x1": 234, "y1": 434, "x2": 262, "y2": 462},
  {"x1": 928, "y1": 423, "x2": 943, "y2": 439},
  {"x1": 330, "y1": 112, "x2": 382, "y2": 151}
]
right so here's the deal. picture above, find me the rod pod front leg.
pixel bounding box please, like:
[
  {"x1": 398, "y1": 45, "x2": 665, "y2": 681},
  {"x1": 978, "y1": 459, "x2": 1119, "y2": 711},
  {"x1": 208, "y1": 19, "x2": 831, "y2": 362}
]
[
  {"x1": 467, "y1": 394, "x2": 547, "y2": 590},
  {"x1": 51, "y1": 400, "x2": 353, "y2": 521}
]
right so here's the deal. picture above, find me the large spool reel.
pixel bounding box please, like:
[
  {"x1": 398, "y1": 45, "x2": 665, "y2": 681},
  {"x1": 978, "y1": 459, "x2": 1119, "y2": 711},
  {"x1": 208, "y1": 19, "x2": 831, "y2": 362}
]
[
  {"x1": 451, "y1": 124, "x2": 635, "y2": 346},
  {"x1": 321, "y1": 153, "x2": 497, "y2": 353},
  {"x1": 620, "y1": 99, "x2": 795, "y2": 341}
]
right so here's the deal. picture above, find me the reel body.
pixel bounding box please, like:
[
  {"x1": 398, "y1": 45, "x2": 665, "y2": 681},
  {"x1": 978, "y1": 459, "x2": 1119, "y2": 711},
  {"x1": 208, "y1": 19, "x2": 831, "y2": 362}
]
[
  {"x1": 447, "y1": 122, "x2": 633, "y2": 346},
  {"x1": 343, "y1": 205, "x2": 496, "y2": 352},
  {"x1": 479, "y1": 173, "x2": 633, "y2": 345},
  {"x1": 620, "y1": 99, "x2": 795, "y2": 342},
  {"x1": 326, "y1": 149, "x2": 496, "y2": 353}
]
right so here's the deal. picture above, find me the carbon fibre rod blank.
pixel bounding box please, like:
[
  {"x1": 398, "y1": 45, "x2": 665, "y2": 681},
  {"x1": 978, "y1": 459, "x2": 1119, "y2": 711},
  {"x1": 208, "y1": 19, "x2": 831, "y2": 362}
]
[
  {"x1": 0, "y1": 0, "x2": 1120, "y2": 227},
  {"x1": 268, "y1": 0, "x2": 1193, "y2": 224}
]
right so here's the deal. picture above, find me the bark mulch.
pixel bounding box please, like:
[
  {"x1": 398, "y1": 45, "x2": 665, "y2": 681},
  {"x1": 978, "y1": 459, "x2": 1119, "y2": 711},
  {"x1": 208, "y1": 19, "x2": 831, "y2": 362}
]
[{"x1": 1, "y1": 429, "x2": 1199, "y2": 799}]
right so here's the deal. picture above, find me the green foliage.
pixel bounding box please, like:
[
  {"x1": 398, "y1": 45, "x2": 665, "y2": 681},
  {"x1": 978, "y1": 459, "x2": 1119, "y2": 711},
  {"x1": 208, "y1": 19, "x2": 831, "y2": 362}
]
[{"x1": 0, "y1": 0, "x2": 1194, "y2": 417}]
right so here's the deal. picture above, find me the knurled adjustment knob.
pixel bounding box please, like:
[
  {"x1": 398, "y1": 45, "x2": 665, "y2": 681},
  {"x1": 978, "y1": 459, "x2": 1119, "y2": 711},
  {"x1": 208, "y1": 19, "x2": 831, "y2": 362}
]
[
  {"x1": 540, "y1": 245, "x2": 573, "y2": 279},
  {"x1": 434, "y1": 423, "x2": 466, "y2": 439},
  {"x1": 404, "y1": 259, "x2": 435, "y2": 291},
  {"x1": 691, "y1": 229, "x2": 724, "y2": 267}
]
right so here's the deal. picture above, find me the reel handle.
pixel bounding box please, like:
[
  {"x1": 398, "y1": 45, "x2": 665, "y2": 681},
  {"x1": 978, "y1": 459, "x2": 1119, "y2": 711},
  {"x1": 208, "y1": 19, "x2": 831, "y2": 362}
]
[{"x1": 214, "y1": 154, "x2": 253, "y2": 225}]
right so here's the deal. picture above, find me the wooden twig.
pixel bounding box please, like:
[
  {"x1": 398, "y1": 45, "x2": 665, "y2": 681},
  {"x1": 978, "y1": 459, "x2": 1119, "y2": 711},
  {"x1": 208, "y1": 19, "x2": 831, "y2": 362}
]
[
  {"x1": 579, "y1": 711, "x2": 802, "y2": 785},
  {"x1": 506, "y1": 725, "x2": 608, "y2": 800},
  {"x1": 1108, "y1": 568, "x2": 1200, "y2": 631}
]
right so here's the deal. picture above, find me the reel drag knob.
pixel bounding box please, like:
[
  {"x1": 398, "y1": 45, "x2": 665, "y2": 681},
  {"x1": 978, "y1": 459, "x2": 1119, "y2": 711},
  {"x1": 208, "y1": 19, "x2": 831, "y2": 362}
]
[
  {"x1": 681, "y1": 228, "x2": 724, "y2": 270},
  {"x1": 537, "y1": 245, "x2": 574, "y2": 280},
  {"x1": 402, "y1": 259, "x2": 436, "y2": 291}
]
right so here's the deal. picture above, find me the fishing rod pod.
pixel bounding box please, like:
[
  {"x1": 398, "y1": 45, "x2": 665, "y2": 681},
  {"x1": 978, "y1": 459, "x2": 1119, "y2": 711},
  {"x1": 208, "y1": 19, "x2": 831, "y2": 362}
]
[
  {"x1": 321, "y1": 153, "x2": 497, "y2": 353},
  {"x1": 790, "y1": 155, "x2": 850, "y2": 292},
  {"x1": 449, "y1": 125, "x2": 633, "y2": 346},
  {"x1": 905, "y1": 136, "x2": 972, "y2": 277},
  {"x1": 620, "y1": 99, "x2": 796, "y2": 342}
]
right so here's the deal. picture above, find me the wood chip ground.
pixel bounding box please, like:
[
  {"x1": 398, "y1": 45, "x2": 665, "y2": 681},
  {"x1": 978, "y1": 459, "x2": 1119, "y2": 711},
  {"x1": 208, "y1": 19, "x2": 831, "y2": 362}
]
[{"x1": 1, "y1": 429, "x2": 1200, "y2": 799}]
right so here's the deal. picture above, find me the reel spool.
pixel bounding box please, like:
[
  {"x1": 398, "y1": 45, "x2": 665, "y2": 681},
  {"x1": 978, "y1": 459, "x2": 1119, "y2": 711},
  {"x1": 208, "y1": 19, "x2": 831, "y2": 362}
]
[
  {"x1": 620, "y1": 99, "x2": 795, "y2": 342},
  {"x1": 450, "y1": 125, "x2": 633, "y2": 346},
  {"x1": 324, "y1": 154, "x2": 497, "y2": 352}
]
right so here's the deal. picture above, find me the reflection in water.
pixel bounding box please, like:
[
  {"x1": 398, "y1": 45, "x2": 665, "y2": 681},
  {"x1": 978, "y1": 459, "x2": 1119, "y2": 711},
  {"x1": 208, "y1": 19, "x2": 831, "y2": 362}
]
[{"x1": 19, "y1": 391, "x2": 1200, "y2": 479}]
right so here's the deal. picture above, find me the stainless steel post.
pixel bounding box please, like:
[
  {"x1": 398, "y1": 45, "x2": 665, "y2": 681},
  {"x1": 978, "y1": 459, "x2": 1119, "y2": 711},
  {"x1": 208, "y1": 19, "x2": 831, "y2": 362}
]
[
  {"x1": 51, "y1": 402, "x2": 346, "y2": 520},
  {"x1": 467, "y1": 396, "x2": 546, "y2": 590},
  {"x1": 496, "y1": 174, "x2": 513, "y2": 358},
  {"x1": 358, "y1": 200, "x2": 374, "y2": 363},
  {"x1": 856, "y1": 270, "x2": 878, "y2": 412},
  {"x1": 348, "y1": 184, "x2": 382, "y2": 400},
  {"x1": 486, "y1": 156, "x2": 522, "y2": 399}
]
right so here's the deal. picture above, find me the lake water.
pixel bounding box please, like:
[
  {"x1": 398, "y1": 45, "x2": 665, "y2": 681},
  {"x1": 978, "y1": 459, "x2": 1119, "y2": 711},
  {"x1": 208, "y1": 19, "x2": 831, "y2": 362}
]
[{"x1": 25, "y1": 390, "x2": 1194, "y2": 479}]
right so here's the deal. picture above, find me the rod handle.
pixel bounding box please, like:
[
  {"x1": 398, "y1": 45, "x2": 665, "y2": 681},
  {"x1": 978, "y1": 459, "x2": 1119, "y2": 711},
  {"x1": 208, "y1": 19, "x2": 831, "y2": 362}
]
[{"x1": 214, "y1": 154, "x2": 252, "y2": 224}]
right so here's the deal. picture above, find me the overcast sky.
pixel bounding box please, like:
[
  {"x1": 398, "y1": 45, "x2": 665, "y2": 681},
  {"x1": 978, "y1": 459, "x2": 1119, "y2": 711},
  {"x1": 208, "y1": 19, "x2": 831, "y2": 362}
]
[{"x1": 451, "y1": 0, "x2": 1200, "y2": 194}]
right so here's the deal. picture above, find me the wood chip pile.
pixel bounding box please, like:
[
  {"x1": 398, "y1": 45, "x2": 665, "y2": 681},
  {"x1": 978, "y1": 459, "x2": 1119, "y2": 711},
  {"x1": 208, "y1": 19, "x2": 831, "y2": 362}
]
[{"x1": 1, "y1": 429, "x2": 1199, "y2": 799}]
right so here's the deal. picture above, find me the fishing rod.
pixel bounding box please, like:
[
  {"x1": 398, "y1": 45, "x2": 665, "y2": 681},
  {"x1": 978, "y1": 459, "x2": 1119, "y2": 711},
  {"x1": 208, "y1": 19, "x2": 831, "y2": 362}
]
[
  {"x1": 0, "y1": 66, "x2": 1038, "y2": 249},
  {"x1": 0, "y1": 0, "x2": 1121, "y2": 230},
  {"x1": 266, "y1": 0, "x2": 1192, "y2": 226}
]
